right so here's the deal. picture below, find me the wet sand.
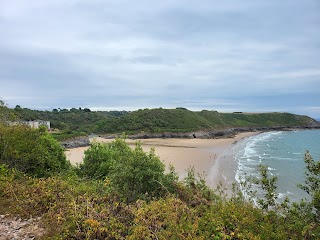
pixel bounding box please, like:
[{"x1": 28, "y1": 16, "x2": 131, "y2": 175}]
[{"x1": 65, "y1": 132, "x2": 258, "y2": 189}]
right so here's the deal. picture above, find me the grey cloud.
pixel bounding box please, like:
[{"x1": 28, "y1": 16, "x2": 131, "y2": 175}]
[{"x1": 0, "y1": 0, "x2": 319, "y2": 117}]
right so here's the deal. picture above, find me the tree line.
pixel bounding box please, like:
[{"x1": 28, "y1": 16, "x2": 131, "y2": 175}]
[{"x1": 5, "y1": 104, "x2": 317, "y2": 137}]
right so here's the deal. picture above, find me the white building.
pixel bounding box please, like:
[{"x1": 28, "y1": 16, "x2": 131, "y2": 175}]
[
  {"x1": 10, "y1": 120, "x2": 51, "y2": 129},
  {"x1": 27, "y1": 120, "x2": 50, "y2": 129}
]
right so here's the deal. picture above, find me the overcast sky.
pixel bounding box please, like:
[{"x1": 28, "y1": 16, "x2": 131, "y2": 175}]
[{"x1": 0, "y1": 0, "x2": 319, "y2": 118}]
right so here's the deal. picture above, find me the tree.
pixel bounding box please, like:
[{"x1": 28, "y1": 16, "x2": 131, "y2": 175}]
[
  {"x1": 241, "y1": 164, "x2": 285, "y2": 211},
  {"x1": 0, "y1": 100, "x2": 16, "y2": 123},
  {"x1": 14, "y1": 105, "x2": 22, "y2": 110},
  {"x1": 299, "y1": 151, "x2": 320, "y2": 221},
  {"x1": 256, "y1": 164, "x2": 279, "y2": 210}
]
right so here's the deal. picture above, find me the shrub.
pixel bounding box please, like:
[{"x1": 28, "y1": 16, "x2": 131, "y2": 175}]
[
  {"x1": 80, "y1": 138, "x2": 174, "y2": 202},
  {"x1": 0, "y1": 124, "x2": 70, "y2": 177},
  {"x1": 299, "y1": 151, "x2": 320, "y2": 221},
  {"x1": 110, "y1": 142, "x2": 167, "y2": 202},
  {"x1": 79, "y1": 140, "x2": 125, "y2": 179}
]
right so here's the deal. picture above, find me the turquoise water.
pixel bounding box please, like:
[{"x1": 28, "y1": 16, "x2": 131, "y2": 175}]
[{"x1": 234, "y1": 129, "x2": 320, "y2": 203}]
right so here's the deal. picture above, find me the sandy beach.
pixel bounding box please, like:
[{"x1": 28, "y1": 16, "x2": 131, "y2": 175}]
[{"x1": 66, "y1": 132, "x2": 258, "y2": 190}]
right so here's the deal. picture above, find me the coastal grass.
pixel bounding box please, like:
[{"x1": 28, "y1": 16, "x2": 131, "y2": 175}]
[
  {"x1": 1, "y1": 163, "x2": 319, "y2": 239},
  {"x1": 94, "y1": 109, "x2": 315, "y2": 134}
]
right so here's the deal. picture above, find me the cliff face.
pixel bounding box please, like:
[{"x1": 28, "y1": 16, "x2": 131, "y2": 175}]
[{"x1": 308, "y1": 118, "x2": 320, "y2": 127}]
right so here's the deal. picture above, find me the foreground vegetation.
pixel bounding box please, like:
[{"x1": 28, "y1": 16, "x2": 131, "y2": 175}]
[
  {"x1": 9, "y1": 104, "x2": 317, "y2": 135},
  {"x1": 0, "y1": 120, "x2": 319, "y2": 239}
]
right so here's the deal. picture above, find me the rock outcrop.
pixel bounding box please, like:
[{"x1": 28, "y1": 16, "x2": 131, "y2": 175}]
[
  {"x1": 0, "y1": 215, "x2": 45, "y2": 240},
  {"x1": 61, "y1": 136, "x2": 90, "y2": 148}
]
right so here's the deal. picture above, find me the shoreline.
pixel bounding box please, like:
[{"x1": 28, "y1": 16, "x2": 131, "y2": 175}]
[
  {"x1": 101, "y1": 125, "x2": 320, "y2": 141},
  {"x1": 65, "y1": 132, "x2": 260, "y2": 190}
]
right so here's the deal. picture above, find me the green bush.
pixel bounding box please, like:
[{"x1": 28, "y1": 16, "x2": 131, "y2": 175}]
[
  {"x1": 80, "y1": 142, "x2": 112, "y2": 179},
  {"x1": 110, "y1": 142, "x2": 167, "y2": 202},
  {"x1": 50, "y1": 131, "x2": 87, "y2": 141},
  {"x1": 80, "y1": 138, "x2": 174, "y2": 202},
  {"x1": 299, "y1": 151, "x2": 320, "y2": 219},
  {"x1": 0, "y1": 124, "x2": 70, "y2": 177}
]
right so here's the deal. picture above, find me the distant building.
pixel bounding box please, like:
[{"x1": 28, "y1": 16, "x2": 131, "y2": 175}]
[{"x1": 9, "y1": 120, "x2": 50, "y2": 129}]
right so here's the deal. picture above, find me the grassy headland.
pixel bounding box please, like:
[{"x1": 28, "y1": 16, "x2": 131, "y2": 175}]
[{"x1": 11, "y1": 106, "x2": 319, "y2": 137}]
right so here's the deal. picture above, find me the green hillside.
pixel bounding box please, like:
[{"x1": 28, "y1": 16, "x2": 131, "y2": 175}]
[
  {"x1": 94, "y1": 108, "x2": 316, "y2": 134},
  {"x1": 3, "y1": 105, "x2": 318, "y2": 135}
]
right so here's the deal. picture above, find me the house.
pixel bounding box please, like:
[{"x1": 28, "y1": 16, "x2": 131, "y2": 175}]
[{"x1": 9, "y1": 120, "x2": 51, "y2": 129}]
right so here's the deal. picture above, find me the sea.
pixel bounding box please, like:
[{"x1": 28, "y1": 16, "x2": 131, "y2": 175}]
[{"x1": 233, "y1": 129, "x2": 320, "y2": 203}]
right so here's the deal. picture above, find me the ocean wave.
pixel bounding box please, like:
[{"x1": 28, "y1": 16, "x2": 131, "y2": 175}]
[
  {"x1": 238, "y1": 164, "x2": 256, "y2": 171},
  {"x1": 233, "y1": 130, "x2": 320, "y2": 204},
  {"x1": 246, "y1": 158, "x2": 255, "y2": 163},
  {"x1": 269, "y1": 156, "x2": 294, "y2": 161},
  {"x1": 244, "y1": 147, "x2": 257, "y2": 157},
  {"x1": 241, "y1": 131, "x2": 283, "y2": 158}
]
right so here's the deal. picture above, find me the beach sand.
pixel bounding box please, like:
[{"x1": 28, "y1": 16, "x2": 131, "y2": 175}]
[{"x1": 65, "y1": 132, "x2": 258, "y2": 190}]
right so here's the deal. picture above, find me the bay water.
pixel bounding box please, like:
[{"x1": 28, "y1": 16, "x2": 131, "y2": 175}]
[{"x1": 234, "y1": 129, "x2": 320, "y2": 203}]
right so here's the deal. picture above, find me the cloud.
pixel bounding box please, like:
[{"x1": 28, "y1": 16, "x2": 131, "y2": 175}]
[
  {"x1": 0, "y1": 0, "x2": 319, "y2": 117},
  {"x1": 264, "y1": 69, "x2": 320, "y2": 79}
]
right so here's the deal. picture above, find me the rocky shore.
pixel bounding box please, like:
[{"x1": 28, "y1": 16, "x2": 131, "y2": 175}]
[
  {"x1": 0, "y1": 215, "x2": 45, "y2": 240},
  {"x1": 61, "y1": 136, "x2": 90, "y2": 148},
  {"x1": 102, "y1": 124, "x2": 320, "y2": 140}
]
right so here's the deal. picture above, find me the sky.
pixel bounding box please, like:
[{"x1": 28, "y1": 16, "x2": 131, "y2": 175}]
[{"x1": 0, "y1": 0, "x2": 319, "y2": 118}]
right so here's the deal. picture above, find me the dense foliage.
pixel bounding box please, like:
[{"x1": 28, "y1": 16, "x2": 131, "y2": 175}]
[
  {"x1": 11, "y1": 105, "x2": 315, "y2": 135},
  {"x1": 50, "y1": 130, "x2": 88, "y2": 141},
  {"x1": 12, "y1": 105, "x2": 127, "y2": 134},
  {"x1": 80, "y1": 138, "x2": 176, "y2": 202},
  {"x1": 299, "y1": 151, "x2": 320, "y2": 221},
  {"x1": 0, "y1": 100, "x2": 17, "y2": 122},
  {"x1": 0, "y1": 124, "x2": 70, "y2": 177},
  {"x1": 1, "y1": 156, "x2": 319, "y2": 239}
]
